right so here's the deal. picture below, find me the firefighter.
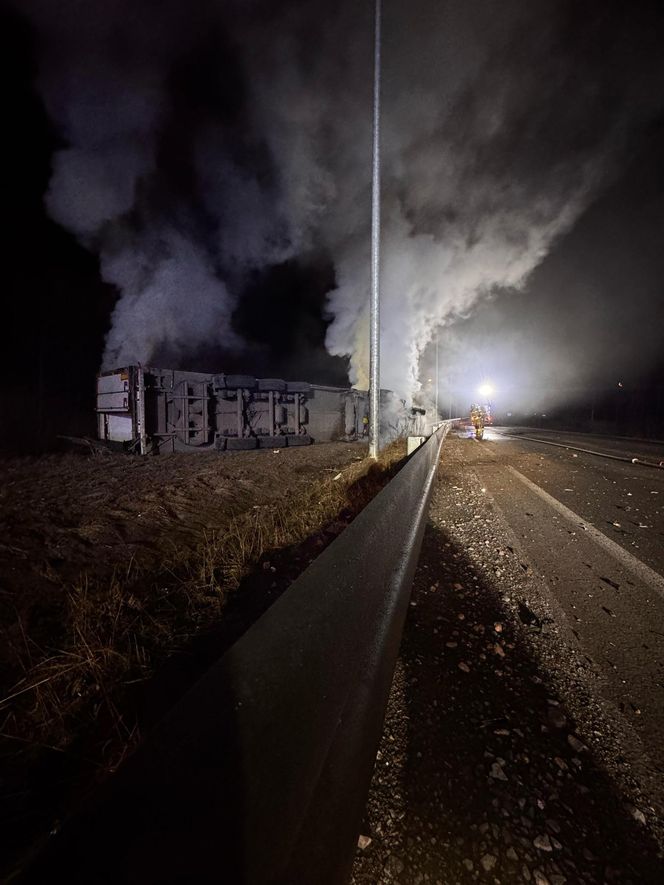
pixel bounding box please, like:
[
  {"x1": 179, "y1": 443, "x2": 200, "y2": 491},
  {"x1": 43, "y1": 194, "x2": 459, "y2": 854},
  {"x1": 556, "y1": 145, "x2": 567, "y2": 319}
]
[{"x1": 469, "y1": 403, "x2": 486, "y2": 440}]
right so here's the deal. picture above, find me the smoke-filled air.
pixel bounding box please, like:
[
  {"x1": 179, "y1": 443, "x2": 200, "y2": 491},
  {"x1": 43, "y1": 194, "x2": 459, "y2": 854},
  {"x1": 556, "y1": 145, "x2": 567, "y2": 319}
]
[{"x1": 18, "y1": 0, "x2": 664, "y2": 405}]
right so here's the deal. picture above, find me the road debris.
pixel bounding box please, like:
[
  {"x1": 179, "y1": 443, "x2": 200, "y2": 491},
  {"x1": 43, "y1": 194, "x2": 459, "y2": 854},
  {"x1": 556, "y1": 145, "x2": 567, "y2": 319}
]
[{"x1": 352, "y1": 434, "x2": 663, "y2": 885}]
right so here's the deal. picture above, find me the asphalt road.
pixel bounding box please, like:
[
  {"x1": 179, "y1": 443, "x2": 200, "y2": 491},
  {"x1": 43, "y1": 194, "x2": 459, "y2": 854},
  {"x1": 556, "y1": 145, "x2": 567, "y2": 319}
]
[
  {"x1": 469, "y1": 425, "x2": 664, "y2": 772},
  {"x1": 495, "y1": 427, "x2": 664, "y2": 465},
  {"x1": 352, "y1": 428, "x2": 664, "y2": 884}
]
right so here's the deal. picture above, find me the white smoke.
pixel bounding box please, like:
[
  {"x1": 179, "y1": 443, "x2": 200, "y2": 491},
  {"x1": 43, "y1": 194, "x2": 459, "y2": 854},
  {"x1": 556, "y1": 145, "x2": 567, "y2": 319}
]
[
  {"x1": 102, "y1": 228, "x2": 239, "y2": 368},
  {"x1": 235, "y1": 0, "x2": 664, "y2": 399},
  {"x1": 46, "y1": 143, "x2": 153, "y2": 239},
  {"x1": 18, "y1": 0, "x2": 664, "y2": 391},
  {"x1": 19, "y1": 0, "x2": 251, "y2": 369},
  {"x1": 42, "y1": 65, "x2": 161, "y2": 238}
]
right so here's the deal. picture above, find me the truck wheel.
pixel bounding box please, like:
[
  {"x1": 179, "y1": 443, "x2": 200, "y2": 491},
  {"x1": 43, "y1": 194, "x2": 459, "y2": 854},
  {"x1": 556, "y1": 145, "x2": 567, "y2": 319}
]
[
  {"x1": 226, "y1": 437, "x2": 258, "y2": 450},
  {"x1": 287, "y1": 434, "x2": 312, "y2": 446},
  {"x1": 259, "y1": 436, "x2": 287, "y2": 448},
  {"x1": 257, "y1": 378, "x2": 287, "y2": 392},
  {"x1": 225, "y1": 375, "x2": 257, "y2": 390}
]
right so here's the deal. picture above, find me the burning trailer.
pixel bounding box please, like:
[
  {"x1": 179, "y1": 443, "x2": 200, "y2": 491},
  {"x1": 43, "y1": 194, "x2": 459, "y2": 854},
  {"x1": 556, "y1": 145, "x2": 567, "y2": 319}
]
[{"x1": 96, "y1": 365, "x2": 423, "y2": 455}]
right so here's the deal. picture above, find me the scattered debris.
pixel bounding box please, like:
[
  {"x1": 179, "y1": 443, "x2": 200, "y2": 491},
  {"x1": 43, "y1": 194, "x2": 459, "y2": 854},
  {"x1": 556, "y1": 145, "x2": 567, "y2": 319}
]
[
  {"x1": 351, "y1": 435, "x2": 664, "y2": 885},
  {"x1": 534, "y1": 833, "x2": 553, "y2": 852},
  {"x1": 600, "y1": 577, "x2": 620, "y2": 590},
  {"x1": 481, "y1": 853, "x2": 497, "y2": 871},
  {"x1": 568, "y1": 734, "x2": 587, "y2": 753},
  {"x1": 546, "y1": 707, "x2": 567, "y2": 729},
  {"x1": 518, "y1": 601, "x2": 542, "y2": 629},
  {"x1": 489, "y1": 761, "x2": 508, "y2": 781}
]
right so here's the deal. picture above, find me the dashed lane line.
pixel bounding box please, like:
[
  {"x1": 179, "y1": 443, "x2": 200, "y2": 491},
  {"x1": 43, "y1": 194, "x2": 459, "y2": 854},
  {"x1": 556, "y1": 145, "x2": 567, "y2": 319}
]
[{"x1": 506, "y1": 465, "x2": 664, "y2": 604}]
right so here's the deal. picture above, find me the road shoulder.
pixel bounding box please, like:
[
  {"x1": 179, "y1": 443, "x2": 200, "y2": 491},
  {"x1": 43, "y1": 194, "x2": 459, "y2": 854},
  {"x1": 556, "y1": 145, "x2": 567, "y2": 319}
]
[{"x1": 351, "y1": 436, "x2": 664, "y2": 884}]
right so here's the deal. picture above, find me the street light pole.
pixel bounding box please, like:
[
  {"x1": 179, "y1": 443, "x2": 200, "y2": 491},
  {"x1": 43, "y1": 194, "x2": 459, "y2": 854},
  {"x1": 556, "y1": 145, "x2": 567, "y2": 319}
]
[
  {"x1": 435, "y1": 329, "x2": 439, "y2": 419},
  {"x1": 369, "y1": 0, "x2": 382, "y2": 459}
]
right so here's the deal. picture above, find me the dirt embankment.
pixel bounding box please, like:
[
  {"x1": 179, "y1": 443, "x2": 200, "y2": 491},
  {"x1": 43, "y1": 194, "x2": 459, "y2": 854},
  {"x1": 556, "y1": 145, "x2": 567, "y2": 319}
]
[{"x1": 0, "y1": 439, "x2": 406, "y2": 876}]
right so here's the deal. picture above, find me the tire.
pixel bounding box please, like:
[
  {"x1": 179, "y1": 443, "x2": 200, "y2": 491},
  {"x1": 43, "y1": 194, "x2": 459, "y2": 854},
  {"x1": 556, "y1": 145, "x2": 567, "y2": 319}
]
[
  {"x1": 257, "y1": 378, "x2": 287, "y2": 392},
  {"x1": 225, "y1": 374, "x2": 257, "y2": 390},
  {"x1": 258, "y1": 435, "x2": 287, "y2": 448},
  {"x1": 287, "y1": 434, "x2": 312, "y2": 446},
  {"x1": 225, "y1": 437, "x2": 258, "y2": 450},
  {"x1": 286, "y1": 381, "x2": 311, "y2": 394}
]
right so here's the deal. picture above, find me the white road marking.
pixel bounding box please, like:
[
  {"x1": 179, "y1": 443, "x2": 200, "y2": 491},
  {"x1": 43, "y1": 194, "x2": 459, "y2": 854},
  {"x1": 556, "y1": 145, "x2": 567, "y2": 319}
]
[
  {"x1": 507, "y1": 466, "x2": 664, "y2": 603},
  {"x1": 492, "y1": 429, "x2": 663, "y2": 469}
]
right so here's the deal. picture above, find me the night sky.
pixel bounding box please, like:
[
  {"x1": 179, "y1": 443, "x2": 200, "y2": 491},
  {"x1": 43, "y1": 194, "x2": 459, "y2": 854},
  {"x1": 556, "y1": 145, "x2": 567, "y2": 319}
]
[{"x1": 3, "y1": 0, "x2": 664, "y2": 451}]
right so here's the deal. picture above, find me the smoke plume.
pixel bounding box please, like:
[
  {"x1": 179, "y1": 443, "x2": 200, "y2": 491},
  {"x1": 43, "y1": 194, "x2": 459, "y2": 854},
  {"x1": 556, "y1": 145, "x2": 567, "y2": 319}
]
[{"x1": 17, "y1": 0, "x2": 664, "y2": 395}]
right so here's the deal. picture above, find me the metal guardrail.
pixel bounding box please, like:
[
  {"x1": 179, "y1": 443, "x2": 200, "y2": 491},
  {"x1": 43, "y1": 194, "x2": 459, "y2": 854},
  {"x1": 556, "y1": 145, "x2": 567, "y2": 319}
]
[{"x1": 19, "y1": 421, "x2": 456, "y2": 885}]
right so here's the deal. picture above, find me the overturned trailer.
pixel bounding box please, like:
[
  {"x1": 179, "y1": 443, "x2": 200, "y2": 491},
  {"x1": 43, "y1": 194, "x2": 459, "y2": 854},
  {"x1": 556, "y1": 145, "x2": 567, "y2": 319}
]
[{"x1": 96, "y1": 366, "x2": 384, "y2": 454}]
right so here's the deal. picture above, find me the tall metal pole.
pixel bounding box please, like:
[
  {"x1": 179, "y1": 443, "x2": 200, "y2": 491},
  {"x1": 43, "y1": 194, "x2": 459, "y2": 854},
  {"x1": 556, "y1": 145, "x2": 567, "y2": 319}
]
[
  {"x1": 369, "y1": 0, "x2": 382, "y2": 459},
  {"x1": 435, "y1": 330, "x2": 439, "y2": 419}
]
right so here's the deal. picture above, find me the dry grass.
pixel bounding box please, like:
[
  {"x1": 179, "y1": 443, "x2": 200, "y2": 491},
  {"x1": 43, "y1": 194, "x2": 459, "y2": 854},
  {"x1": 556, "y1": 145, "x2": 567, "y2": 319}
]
[
  {"x1": 1, "y1": 440, "x2": 407, "y2": 769},
  {"x1": 200, "y1": 439, "x2": 405, "y2": 589}
]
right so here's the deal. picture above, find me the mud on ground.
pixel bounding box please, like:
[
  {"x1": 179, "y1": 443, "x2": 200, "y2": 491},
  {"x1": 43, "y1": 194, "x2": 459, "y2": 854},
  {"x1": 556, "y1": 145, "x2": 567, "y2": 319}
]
[{"x1": 0, "y1": 439, "x2": 406, "y2": 877}]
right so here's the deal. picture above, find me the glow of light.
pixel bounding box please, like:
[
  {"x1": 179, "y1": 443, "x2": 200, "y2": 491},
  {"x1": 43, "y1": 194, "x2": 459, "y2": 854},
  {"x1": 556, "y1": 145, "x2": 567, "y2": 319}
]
[{"x1": 478, "y1": 383, "x2": 494, "y2": 399}]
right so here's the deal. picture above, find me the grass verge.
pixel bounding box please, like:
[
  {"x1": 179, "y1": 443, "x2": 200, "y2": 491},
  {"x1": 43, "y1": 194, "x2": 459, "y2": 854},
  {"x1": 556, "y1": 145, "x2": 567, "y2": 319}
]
[{"x1": 1, "y1": 440, "x2": 408, "y2": 873}]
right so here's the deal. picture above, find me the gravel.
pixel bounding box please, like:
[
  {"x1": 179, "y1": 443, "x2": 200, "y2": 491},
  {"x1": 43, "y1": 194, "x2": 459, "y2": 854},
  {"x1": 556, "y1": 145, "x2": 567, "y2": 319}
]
[{"x1": 350, "y1": 436, "x2": 664, "y2": 884}]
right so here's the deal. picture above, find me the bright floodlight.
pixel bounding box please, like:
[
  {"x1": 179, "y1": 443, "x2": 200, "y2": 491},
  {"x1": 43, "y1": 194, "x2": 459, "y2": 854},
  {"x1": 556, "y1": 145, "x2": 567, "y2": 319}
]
[{"x1": 478, "y1": 383, "x2": 494, "y2": 399}]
